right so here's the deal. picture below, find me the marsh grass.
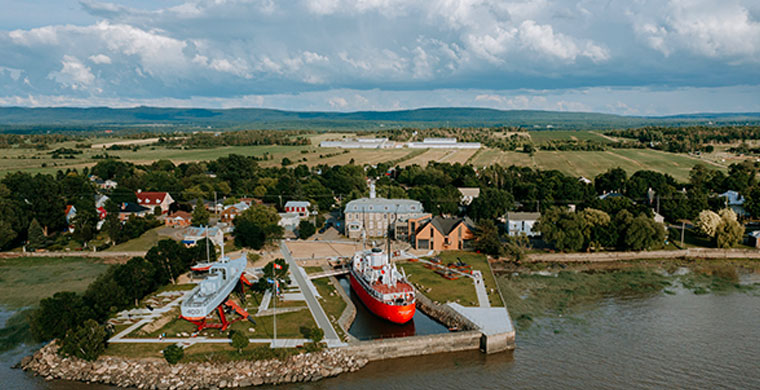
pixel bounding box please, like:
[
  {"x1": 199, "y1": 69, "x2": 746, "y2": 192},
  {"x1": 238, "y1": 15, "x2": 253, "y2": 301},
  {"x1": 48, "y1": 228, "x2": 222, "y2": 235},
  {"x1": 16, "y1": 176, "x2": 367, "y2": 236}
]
[
  {"x1": 0, "y1": 309, "x2": 34, "y2": 353},
  {"x1": 499, "y1": 260, "x2": 759, "y2": 330}
]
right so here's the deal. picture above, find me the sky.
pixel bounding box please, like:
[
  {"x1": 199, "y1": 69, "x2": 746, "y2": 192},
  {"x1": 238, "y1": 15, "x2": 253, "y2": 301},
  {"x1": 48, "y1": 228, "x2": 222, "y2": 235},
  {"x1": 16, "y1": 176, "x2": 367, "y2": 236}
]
[{"x1": 0, "y1": 0, "x2": 759, "y2": 115}]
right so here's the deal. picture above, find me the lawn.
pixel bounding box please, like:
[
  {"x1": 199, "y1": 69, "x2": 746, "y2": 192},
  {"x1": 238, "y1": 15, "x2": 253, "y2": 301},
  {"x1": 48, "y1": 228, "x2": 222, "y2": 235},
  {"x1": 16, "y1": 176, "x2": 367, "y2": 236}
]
[
  {"x1": 138, "y1": 302, "x2": 317, "y2": 340},
  {"x1": 0, "y1": 256, "x2": 111, "y2": 308},
  {"x1": 399, "y1": 251, "x2": 503, "y2": 307},
  {"x1": 105, "y1": 226, "x2": 164, "y2": 252},
  {"x1": 436, "y1": 251, "x2": 503, "y2": 307},
  {"x1": 399, "y1": 261, "x2": 478, "y2": 306}
]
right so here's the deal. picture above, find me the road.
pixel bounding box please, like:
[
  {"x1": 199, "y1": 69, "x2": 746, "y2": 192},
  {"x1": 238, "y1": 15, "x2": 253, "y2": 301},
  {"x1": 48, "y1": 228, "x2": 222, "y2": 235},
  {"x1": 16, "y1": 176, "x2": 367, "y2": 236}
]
[{"x1": 279, "y1": 241, "x2": 342, "y2": 344}]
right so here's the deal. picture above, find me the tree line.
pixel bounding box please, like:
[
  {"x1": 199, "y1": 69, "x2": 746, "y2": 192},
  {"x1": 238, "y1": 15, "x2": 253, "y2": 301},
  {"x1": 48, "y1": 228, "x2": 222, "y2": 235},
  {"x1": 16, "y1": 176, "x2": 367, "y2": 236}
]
[{"x1": 29, "y1": 238, "x2": 215, "y2": 361}]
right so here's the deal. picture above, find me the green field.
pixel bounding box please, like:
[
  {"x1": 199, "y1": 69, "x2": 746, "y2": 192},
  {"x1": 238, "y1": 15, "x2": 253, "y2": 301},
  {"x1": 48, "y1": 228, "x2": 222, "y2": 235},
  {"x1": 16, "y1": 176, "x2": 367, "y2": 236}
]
[
  {"x1": 527, "y1": 130, "x2": 612, "y2": 143},
  {"x1": 0, "y1": 132, "x2": 728, "y2": 182},
  {"x1": 469, "y1": 147, "x2": 725, "y2": 182},
  {"x1": 0, "y1": 256, "x2": 111, "y2": 308}
]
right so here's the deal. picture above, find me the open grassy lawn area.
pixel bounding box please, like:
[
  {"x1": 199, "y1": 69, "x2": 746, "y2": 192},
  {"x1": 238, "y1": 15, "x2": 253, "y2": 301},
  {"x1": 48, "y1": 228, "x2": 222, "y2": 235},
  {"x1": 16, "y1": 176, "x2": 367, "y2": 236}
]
[
  {"x1": 137, "y1": 304, "x2": 317, "y2": 340},
  {"x1": 400, "y1": 261, "x2": 478, "y2": 306},
  {"x1": 436, "y1": 251, "x2": 503, "y2": 307},
  {"x1": 0, "y1": 256, "x2": 111, "y2": 308},
  {"x1": 105, "y1": 227, "x2": 164, "y2": 252},
  {"x1": 311, "y1": 277, "x2": 346, "y2": 320},
  {"x1": 399, "y1": 251, "x2": 503, "y2": 307}
]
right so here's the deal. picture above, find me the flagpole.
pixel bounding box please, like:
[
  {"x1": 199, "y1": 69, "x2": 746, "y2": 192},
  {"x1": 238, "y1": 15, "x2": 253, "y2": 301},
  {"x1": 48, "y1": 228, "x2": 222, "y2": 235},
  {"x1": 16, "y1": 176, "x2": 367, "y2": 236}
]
[{"x1": 273, "y1": 279, "x2": 277, "y2": 347}]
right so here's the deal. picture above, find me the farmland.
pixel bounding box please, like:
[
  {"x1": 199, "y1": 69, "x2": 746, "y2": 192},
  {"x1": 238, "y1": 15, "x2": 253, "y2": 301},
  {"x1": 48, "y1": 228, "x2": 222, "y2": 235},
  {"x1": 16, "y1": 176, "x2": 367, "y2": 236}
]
[{"x1": 0, "y1": 131, "x2": 731, "y2": 182}]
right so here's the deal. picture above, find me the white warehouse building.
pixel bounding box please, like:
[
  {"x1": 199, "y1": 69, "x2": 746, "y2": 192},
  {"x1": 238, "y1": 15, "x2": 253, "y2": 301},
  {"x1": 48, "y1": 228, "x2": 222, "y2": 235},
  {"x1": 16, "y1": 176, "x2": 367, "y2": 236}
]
[{"x1": 406, "y1": 138, "x2": 481, "y2": 149}]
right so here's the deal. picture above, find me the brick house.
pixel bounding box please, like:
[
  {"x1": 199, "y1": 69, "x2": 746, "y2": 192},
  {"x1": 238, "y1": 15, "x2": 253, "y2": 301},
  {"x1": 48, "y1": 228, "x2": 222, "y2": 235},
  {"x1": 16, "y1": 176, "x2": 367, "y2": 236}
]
[
  {"x1": 118, "y1": 202, "x2": 150, "y2": 222},
  {"x1": 412, "y1": 216, "x2": 475, "y2": 251}
]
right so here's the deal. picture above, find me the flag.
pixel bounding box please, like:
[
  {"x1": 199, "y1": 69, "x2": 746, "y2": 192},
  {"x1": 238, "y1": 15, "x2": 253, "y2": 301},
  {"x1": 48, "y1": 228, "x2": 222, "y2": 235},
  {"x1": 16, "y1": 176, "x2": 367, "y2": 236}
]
[{"x1": 273, "y1": 263, "x2": 282, "y2": 270}]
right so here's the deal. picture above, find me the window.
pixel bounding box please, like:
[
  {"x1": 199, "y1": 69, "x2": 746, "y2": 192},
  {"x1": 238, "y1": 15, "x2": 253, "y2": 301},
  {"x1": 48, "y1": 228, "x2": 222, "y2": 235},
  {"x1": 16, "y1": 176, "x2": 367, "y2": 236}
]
[{"x1": 418, "y1": 239, "x2": 429, "y2": 250}]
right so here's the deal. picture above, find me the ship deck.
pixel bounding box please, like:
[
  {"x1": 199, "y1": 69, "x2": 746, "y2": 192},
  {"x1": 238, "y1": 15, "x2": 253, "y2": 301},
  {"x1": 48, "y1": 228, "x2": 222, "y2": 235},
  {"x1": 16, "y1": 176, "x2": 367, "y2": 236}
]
[{"x1": 371, "y1": 280, "x2": 414, "y2": 294}]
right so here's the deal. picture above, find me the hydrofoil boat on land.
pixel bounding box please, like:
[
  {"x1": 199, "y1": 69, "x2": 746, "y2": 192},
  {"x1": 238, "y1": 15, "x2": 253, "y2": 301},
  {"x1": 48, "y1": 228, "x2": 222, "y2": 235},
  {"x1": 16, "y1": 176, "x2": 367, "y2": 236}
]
[{"x1": 180, "y1": 252, "x2": 254, "y2": 332}]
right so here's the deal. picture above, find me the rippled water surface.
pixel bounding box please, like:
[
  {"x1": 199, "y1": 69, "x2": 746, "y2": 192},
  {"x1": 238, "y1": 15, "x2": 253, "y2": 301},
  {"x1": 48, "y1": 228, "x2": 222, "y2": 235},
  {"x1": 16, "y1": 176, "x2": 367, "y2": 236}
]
[{"x1": 4, "y1": 288, "x2": 759, "y2": 390}]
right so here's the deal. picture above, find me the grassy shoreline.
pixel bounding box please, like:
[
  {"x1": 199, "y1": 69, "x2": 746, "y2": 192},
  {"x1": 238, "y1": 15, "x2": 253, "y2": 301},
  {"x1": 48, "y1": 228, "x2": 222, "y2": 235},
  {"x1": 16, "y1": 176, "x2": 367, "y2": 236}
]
[{"x1": 498, "y1": 259, "x2": 760, "y2": 329}]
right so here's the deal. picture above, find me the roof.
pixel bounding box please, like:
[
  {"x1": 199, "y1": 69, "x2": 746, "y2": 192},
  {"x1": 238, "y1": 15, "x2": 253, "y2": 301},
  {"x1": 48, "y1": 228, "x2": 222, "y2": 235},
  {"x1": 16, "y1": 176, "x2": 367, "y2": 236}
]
[
  {"x1": 598, "y1": 192, "x2": 623, "y2": 200},
  {"x1": 426, "y1": 216, "x2": 475, "y2": 236},
  {"x1": 506, "y1": 212, "x2": 541, "y2": 221},
  {"x1": 284, "y1": 200, "x2": 310, "y2": 208},
  {"x1": 120, "y1": 202, "x2": 149, "y2": 213},
  {"x1": 224, "y1": 202, "x2": 249, "y2": 212},
  {"x1": 457, "y1": 188, "x2": 481, "y2": 198},
  {"x1": 344, "y1": 198, "x2": 424, "y2": 214},
  {"x1": 65, "y1": 205, "x2": 76, "y2": 215},
  {"x1": 136, "y1": 191, "x2": 170, "y2": 205},
  {"x1": 169, "y1": 211, "x2": 191, "y2": 220},
  {"x1": 185, "y1": 226, "x2": 221, "y2": 237},
  {"x1": 719, "y1": 190, "x2": 745, "y2": 205},
  {"x1": 750, "y1": 230, "x2": 760, "y2": 238}
]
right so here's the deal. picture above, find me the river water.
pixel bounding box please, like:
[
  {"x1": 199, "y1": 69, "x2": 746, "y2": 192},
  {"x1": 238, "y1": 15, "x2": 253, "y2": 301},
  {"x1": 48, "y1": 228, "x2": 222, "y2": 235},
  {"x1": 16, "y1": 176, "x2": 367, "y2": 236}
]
[{"x1": 3, "y1": 286, "x2": 759, "y2": 389}]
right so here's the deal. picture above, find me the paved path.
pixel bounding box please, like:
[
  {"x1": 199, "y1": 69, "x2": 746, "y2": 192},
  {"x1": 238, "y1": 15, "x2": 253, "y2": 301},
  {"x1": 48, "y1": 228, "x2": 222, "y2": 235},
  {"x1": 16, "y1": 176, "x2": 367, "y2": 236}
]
[
  {"x1": 447, "y1": 303, "x2": 513, "y2": 335},
  {"x1": 471, "y1": 270, "x2": 490, "y2": 308},
  {"x1": 110, "y1": 291, "x2": 192, "y2": 341},
  {"x1": 257, "y1": 290, "x2": 272, "y2": 315},
  {"x1": 279, "y1": 241, "x2": 343, "y2": 345}
]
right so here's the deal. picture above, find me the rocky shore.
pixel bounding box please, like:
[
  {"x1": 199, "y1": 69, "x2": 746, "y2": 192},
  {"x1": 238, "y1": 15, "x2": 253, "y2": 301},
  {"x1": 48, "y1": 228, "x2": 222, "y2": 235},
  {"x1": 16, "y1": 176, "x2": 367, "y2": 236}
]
[{"x1": 21, "y1": 342, "x2": 368, "y2": 389}]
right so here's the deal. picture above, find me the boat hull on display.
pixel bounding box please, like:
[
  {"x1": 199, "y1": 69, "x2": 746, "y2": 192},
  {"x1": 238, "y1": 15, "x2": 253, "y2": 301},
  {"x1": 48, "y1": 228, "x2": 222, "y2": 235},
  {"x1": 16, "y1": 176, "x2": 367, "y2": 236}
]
[{"x1": 349, "y1": 271, "x2": 415, "y2": 324}]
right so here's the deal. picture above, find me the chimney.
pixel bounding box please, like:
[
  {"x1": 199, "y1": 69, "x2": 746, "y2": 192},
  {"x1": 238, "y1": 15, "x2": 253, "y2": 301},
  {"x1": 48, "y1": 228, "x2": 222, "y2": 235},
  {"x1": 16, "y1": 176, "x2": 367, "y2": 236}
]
[{"x1": 369, "y1": 180, "x2": 376, "y2": 199}]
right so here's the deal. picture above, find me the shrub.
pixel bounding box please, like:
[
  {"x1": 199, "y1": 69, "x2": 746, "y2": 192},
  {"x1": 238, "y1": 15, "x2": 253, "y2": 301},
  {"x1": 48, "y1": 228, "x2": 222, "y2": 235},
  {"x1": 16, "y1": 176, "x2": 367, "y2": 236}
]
[
  {"x1": 230, "y1": 330, "x2": 249, "y2": 354},
  {"x1": 60, "y1": 319, "x2": 107, "y2": 361},
  {"x1": 163, "y1": 344, "x2": 184, "y2": 364}
]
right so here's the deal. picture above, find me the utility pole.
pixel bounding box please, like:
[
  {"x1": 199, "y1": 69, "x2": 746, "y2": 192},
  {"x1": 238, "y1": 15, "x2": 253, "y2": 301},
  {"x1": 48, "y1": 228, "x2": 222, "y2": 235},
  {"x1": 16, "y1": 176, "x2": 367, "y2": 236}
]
[{"x1": 681, "y1": 220, "x2": 685, "y2": 247}]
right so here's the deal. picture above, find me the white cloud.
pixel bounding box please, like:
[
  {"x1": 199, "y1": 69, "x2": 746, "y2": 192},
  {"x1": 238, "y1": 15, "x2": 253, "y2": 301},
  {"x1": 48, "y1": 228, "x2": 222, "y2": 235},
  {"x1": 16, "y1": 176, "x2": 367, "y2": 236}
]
[
  {"x1": 88, "y1": 54, "x2": 112, "y2": 64},
  {"x1": 633, "y1": 0, "x2": 760, "y2": 61},
  {"x1": 517, "y1": 20, "x2": 609, "y2": 62},
  {"x1": 48, "y1": 55, "x2": 95, "y2": 90}
]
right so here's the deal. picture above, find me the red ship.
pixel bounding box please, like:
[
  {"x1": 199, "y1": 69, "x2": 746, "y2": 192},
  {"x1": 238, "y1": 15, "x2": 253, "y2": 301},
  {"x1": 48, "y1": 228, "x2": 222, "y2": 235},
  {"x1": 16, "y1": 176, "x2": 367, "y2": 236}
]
[{"x1": 349, "y1": 247, "x2": 415, "y2": 324}]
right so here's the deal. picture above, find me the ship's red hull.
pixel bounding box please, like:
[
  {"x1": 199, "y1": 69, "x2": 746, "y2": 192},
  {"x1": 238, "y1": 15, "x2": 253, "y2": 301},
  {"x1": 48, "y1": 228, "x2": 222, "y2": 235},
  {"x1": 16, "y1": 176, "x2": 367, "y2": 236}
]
[{"x1": 349, "y1": 273, "x2": 415, "y2": 324}]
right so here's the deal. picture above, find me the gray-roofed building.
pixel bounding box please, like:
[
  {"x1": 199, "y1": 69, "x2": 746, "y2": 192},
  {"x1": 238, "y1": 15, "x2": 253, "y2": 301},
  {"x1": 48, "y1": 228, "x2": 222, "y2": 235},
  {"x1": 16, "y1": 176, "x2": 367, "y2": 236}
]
[
  {"x1": 506, "y1": 212, "x2": 541, "y2": 237},
  {"x1": 344, "y1": 197, "x2": 425, "y2": 239}
]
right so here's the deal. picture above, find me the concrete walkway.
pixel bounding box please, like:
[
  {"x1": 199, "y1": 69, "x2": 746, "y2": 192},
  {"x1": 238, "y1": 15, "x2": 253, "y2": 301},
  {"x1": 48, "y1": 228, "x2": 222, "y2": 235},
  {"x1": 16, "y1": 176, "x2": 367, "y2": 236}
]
[
  {"x1": 279, "y1": 241, "x2": 344, "y2": 347},
  {"x1": 257, "y1": 290, "x2": 272, "y2": 315},
  {"x1": 471, "y1": 270, "x2": 490, "y2": 308},
  {"x1": 110, "y1": 290, "x2": 194, "y2": 342},
  {"x1": 447, "y1": 303, "x2": 513, "y2": 335}
]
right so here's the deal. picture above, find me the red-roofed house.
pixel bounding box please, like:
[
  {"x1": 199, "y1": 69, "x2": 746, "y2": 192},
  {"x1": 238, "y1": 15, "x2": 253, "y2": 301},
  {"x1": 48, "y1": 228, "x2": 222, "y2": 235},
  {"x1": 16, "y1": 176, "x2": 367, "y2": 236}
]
[{"x1": 135, "y1": 190, "x2": 174, "y2": 214}]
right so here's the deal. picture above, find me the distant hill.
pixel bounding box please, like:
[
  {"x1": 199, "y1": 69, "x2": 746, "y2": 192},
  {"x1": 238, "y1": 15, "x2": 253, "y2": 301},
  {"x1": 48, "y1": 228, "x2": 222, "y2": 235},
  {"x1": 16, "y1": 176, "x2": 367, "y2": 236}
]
[{"x1": 0, "y1": 106, "x2": 759, "y2": 133}]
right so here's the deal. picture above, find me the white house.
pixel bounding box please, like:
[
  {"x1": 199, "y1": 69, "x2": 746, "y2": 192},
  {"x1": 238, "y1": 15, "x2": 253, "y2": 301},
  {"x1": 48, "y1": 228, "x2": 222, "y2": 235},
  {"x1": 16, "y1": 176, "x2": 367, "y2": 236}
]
[
  {"x1": 406, "y1": 138, "x2": 481, "y2": 149},
  {"x1": 182, "y1": 226, "x2": 224, "y2": 247},
  {"x1": 284, "y1": 201, "x2": 311, "y2": 217},
  {"x1": 506, "y1": 212, "x2": 541, "y2": 237},
  {"x1": 135, "y1": 190, "x2": 174, "y2": 214},
  {"x1": 719, "y1": 190, "x2": 747, "y2": 217}
]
